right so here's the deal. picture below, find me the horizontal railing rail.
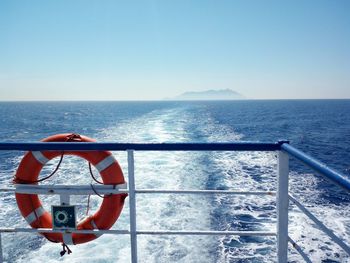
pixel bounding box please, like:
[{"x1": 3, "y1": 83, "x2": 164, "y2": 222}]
[
  {"x1": 0, "y1": 141, "x2": 349, "y2": 263},
  {"x1": 0, "y1": 185, "x2": 276, "y2": 196},
  {"x1": 0, "y1": 227, "x2": 276, "y2": 237},
  {"x1": 0, "y1": 141, "x2": 282, "y2": 151}
]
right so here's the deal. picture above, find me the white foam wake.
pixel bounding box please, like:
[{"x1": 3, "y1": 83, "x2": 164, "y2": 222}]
[{"x1": 12, "y1": 107, "x2": 218, "y2": 262}]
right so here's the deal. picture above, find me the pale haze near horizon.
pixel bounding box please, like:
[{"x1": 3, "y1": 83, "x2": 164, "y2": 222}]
[{"x1": 0, "y1": 1, "x2": 349, "y2": 100}]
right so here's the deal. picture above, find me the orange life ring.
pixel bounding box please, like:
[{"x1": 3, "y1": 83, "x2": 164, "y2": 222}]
[{"x1": 14, "y1": 133, "x2": 127, "y2": 245}]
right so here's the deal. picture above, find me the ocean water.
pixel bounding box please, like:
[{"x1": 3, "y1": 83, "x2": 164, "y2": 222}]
[{"x1": 0, "y1": 100, "x2": 349, "y2": 262}]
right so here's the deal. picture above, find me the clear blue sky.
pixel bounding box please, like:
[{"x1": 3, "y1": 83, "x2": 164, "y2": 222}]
[{"x1": 0, "y1": 0, "x2": 349, "y2": 100}]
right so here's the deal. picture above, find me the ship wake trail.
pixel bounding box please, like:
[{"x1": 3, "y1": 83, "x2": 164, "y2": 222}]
[{"x1": 15, "y1": 107, "x2": 217, "y2": 263}]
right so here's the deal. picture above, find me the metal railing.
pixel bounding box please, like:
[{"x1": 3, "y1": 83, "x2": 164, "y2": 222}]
[{"x1": 0, "y1": 141, "x2": 349, "y2": 263}]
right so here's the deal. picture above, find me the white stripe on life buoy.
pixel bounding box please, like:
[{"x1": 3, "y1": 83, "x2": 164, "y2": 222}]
[
  {"x1": 94, "y1": 155, "x2": 116, "y2": 173},
  {"x1": 25, "y1": 206, "x2": 46, "y2": 225},
  {"x1": 31, "y1": 151, "x2": 49, "y2": 165},
  {"x1": 91, "y1": 220, "x2": 102, "y2": 237}
]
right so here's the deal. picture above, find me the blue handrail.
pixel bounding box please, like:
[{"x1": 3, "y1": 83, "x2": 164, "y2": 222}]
[
  {"x1": 0, "y1": 142, "x2": 281, "y2": 151},
  {"x1": 281, "y1": 143, "x2": 350, "y2": 192}
]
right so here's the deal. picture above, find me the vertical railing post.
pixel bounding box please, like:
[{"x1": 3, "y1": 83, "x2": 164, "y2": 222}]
[
  {"x1": 0, "y1": 233, "x2": 3, "y2": 263},
  {"x1": 128, "y1": 150, "x2": 138, "y2": 263},
  {"x1": 277, "y1": 150, "x2": 289, "y2": 263}
]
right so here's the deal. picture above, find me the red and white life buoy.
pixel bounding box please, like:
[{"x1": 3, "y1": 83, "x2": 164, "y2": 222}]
[{"x1": 14, "y1": 133, "x2": 127, "y2": 245}]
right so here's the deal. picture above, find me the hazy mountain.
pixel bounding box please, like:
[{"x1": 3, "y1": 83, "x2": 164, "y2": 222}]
[{"x1": 171, "y1": 89, "x2": 245, "y2": 100}]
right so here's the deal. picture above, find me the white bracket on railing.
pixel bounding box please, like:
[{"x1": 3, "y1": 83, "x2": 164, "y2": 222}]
[{"x1": 60, "y1": 194, "x2": 70, "y2": 205}]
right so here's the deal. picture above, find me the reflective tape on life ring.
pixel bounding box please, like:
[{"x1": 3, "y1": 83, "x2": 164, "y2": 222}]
[
  {"x1": 91, "y1": 220, "x2": 102, "y2": 237},
  {"x1": 95, "y1": 155, "x2": 116, "y2": 172},
  {"x1": 32, "y1": 151, "x2": 49, "y2": 165},
  {"x1": 14, "y1": 133, "x2": 128, "y2": 245},
  {"x1": 25, "y1": 205, "x2": 46, "y2": 225}
]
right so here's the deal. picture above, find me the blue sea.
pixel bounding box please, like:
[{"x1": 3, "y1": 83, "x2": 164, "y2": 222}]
[{"x1": 0, "y1": 100, "x2": 350, "y2": 262}]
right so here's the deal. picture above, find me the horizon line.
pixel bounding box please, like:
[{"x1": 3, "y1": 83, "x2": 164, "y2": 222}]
[{"x1": 0, "y1": 98, "x2": 350, "y2": 102}]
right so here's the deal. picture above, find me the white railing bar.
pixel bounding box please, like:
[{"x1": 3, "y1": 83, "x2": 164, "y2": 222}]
[
  {"x1": 127, "y1": 150, "x2": 138, "y2": 263},
  {"x1": 0, "y1": 227, "x2": 275, "y2": 236},
  {"x1": 289, "y1": 194, "x2": 350, "y2": 255},
  {"x1": 277, "y1": 151, "x2": 289, "y2": 263},
  {"x1": 288, "y1": 236, "x2": 312, "y2": 263},
  {"x1": 135, "y1": 189, "x2": 276, "y2": 195},
  {"x1": 14, "y1": 184, "x2": 128, "y2": 195},
  {"x1": 137, "y1": 230, "x2": 276, "y2": 236},
  {"x1": 0, "y1": 228, "x2": 129, "y2": 235},
  {"x1": 0, "y1": 187, "x2": 275, "y2": 196}
]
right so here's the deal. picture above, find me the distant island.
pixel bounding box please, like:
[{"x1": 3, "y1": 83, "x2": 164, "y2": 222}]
[{"x1": 170, "y1": 89, "x2": 245, "y2": 100}]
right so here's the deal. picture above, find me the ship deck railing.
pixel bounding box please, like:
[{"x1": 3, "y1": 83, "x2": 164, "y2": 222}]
[{"x1": 0, "y1": 141, "x2": 349, "y2": 263}]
